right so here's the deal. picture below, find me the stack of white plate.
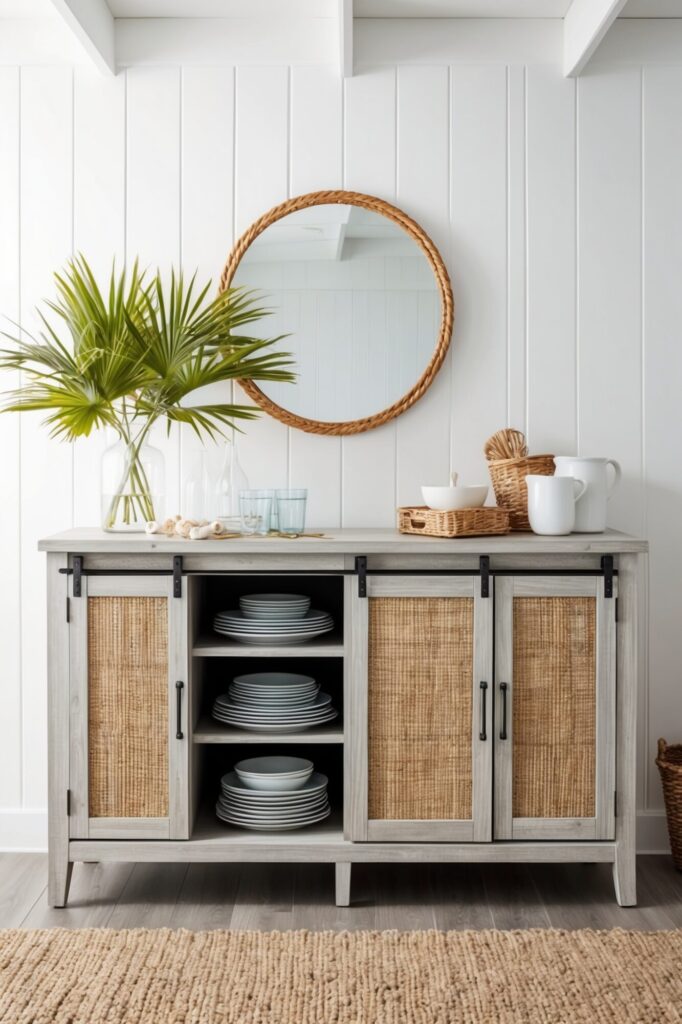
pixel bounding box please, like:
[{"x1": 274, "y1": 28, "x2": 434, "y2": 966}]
[
  {"x1": 215, "y1": 757, "x2": 331, "y2": 831},
  {"x1": 240, "y1": 593, "x2": 311, "y2": 619},
  {"x1": 212, "y1": 593, "x2": 334, "y2": 646},
  {"x1": 211, "y1": 672, "x2": 338, "y2": 732}
]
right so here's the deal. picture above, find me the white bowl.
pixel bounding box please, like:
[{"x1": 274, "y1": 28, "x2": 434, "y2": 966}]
[
  {"x1": 236, "y1": 776, "x2": 311, "y2": 791},
  {"x1": 235, "y1": 755, "x2": 314, "y2": 790},
  {"x1": 232, "y1": 672, "x2": 317, "y2": 690},
  {"x1": 421, "y1": 484, "x2": 488, "y2": 511},
  {"x1": 239, "y1": 593, "x2": 310, "y2": 607}
]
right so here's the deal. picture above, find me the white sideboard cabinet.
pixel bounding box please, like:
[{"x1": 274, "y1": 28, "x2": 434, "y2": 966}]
[{"x1": 40, "y1": 528, "x2": 646, "y2": 910}]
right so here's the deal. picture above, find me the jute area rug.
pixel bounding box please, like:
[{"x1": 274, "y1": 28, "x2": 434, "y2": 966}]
[{"x1": 1, "y1": 927, "x2": 681, "y2": 1024}]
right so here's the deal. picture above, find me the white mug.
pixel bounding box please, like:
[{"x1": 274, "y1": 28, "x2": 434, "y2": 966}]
[
  {"x1": 553, "y1": 457, "x2": 622, "y2": 533},
  {"x1": 526, "y1": 475, "x2": 587, "y2": 536}
]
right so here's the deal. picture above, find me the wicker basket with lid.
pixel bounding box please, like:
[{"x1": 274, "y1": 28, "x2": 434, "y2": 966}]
[{"x1": 484, "y1": 429, "x2": 555, "y2": 531}]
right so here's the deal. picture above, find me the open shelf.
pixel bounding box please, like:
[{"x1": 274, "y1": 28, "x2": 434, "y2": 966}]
[
  {"x1": 192, "y1": 806, "x2": 344, "y2": 847},
  {"x1": 193, "y1": 633, "x2": 345, "y2": 658},
  {"x1": 193, "y1": 716, "x2": 344, "y2": 745}
]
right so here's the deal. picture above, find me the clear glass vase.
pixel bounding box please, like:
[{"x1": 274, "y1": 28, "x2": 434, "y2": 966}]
[{"x1": 101, "y1": 439, "x2": 165, "y2": 532}]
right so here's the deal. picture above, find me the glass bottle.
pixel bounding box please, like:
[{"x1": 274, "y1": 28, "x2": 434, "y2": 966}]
[
  {"x1": 213, "y1": 441, "x2": 249, "y2": 527},
  {"x1": 184, "y1": 450, "x2": 210, "y2": 522}
]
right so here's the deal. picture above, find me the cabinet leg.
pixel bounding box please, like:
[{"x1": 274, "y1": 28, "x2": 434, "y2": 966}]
[
  {"x1": 612, "y1": 845, "x2": 637, "y2": 907},
  {"x1": 335, "y1": 862, "x2": 351, "y2": 907},
  {"x1": 48, "y1": 852, "x2": 73, "y2": 908}
]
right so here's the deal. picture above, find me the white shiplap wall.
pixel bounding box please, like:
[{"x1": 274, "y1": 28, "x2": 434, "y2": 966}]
[{"x1": 0, "y1": 30, "x2": 680, "y2": 847}]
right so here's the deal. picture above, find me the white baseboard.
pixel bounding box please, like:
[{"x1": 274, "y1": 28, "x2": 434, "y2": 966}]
[
  {"x1": 0, "y1": 808, "x2": 673, "y2": 856},
  {"x1": 0, "y1": 809, "x2": 48, "y2": 852},
  {"x1": 635, "y1": 810, "x2": 671, "y2": 854}
]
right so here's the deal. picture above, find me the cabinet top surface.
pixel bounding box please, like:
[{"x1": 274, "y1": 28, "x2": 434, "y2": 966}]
[{"x1": 39, "y1": 526, "x2": 647, "y2": 555}]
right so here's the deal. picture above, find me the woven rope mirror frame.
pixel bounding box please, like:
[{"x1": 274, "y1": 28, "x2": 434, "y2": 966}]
[{"x1": 219, "y1": 190, "x2": 454, "y2": 436}]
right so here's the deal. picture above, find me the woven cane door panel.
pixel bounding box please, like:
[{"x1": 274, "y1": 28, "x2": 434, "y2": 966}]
[
  {"x1": 512, "y1": 597, "x2": 596, "y2": 820},
  {"x1": 368, "y1": 597, "x2": 473, "y2": 821},
  {"x1": 88, "y1": 596, "x2": 169, "y2": 819}
]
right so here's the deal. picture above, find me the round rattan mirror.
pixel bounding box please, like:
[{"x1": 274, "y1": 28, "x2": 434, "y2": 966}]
[{"x1": 219, "y1": 190, "x2": 453, "y2": 436}]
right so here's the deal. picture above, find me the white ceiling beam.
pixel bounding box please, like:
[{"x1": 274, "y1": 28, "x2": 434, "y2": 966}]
[
  {"x1": 337, "y1": 0, "x2": 353, "y2": 77},
  {"x1": 48, "y1": 0, "x2": 116, "y2": 76},
  {"x1": 563, "y1": 0, "x2": 628, "y2": 77}
]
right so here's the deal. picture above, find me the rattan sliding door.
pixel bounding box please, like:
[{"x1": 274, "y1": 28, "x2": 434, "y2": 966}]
[
  {"x1": 348, "y1": 575, "x2": 493, "y2": 842},
  {"x1": 494, "y1": 576, "x2": 616, "y2": 841},
  {"x1": 68, "y1": 576, "x2": 189, "y2": 841}
]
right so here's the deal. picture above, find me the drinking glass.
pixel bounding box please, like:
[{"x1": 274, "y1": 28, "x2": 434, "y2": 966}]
[
  {"x1": 239, "y1": 489, "x2": 273, "y2": 536},
  {"x1": 276, "y1": 489, "x2": 308, "y2": 535}
]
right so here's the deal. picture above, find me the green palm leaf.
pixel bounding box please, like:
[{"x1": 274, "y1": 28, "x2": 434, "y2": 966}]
[{"x1": 0, "y1": 255, "x2": 296, "y2": 442}]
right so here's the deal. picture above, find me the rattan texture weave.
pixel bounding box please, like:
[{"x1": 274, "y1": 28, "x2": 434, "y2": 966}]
[
  {"x1": 398, "y1": 505, "x2": 510, "y2": 538},
  {"x1": 656, "y1": 739, "x2": 682, "y2": 870},
  {"x1": 2, "y1": 928, "x2": 682, "y2": 1024},
  {"x1": 368, "y1": 597, "x2": 473, "y2": 821},
  {"x1": 88, "y1": 597, "x2": 169, "y2": 819},
  {"x1": 487, "y1": 454, "x2": 556, "y2": 530},
  {"x1": 512, "y1": 597, "x2": 596, "y2": 819},
  {"x1": 219, "y1": 190, "x2": 454, "y2": 436}
]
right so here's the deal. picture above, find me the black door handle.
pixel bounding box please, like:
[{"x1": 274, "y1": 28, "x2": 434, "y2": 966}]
[
  {"x1": 176, "y1": 680, "x2": 184, "y2": 739},
  {"x1": 479, "y1": 681, "x2": 488, "y2": 741},
  {"x1": 500, "y1": 682, "x2": 508, "y2": 740}
]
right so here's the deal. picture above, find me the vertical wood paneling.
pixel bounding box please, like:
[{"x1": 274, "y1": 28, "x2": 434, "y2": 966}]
[
  {"x1": 72, "y1": 68, "x2": 126, "y2": 528},
  {"x1": 289, "y1": 66, "x2": 343, "y2": 526},
  {"x1": 395, "y1": 65, "x2": 451, "y2": 507},
  {"x1": 643, "y1": 66, "x2": 682, "y2": 807},
  {"x1": 0, "y1": 55, "x2": 667, "y2": 830},
  {"x1": 233, "y1": 66, "x2": 290, "y2": 492},
  {"x1": 290, "y1": 66, "x2": 342, "y2": 195},
  {"x1": 526, "y1": 65, "x2": 576, "y2": 455},
  {"x1": 234, "y1": 66, "x2": 289, "y2": 235},
  {"x1": 450, "y1": 66, "x2": 508, "y2": 490},
  {"x1": 126, "y1": 67, "x2": 182, "y2": 516},
  {"x1": 342, "y1": 67, "x2": 397, "y2": 527},
  {"x1": 0, "y1": 68, "x2": 21, "y2": 806},
  {"x1": 180, "y1": 67, "x2": 236, "y2": 494},
  {"x1": 507, "y1": 65, "x2": 526, "y2": 434},
  {"x1": 20, "y1": 67, "x2": 74, "y2": 807},
  {"x1": 577, "y1": 69, "x2": 642, "y2": 535},
  {"x1": 182, "y1": 67, "x2": 234, "y2": 287}
]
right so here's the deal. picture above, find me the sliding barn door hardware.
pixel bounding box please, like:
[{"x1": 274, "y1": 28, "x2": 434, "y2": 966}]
[
  {"x1": 356, "y1": 555, "x2": 367, "y2": 597},
  {"x1": 72, "y1": 555, "x2": 83, "y2": 597},
  {"x1": 479, "y1": 556, "x2": 490, "y2": 598},
  {"x1": 173, "y1": 555, "x2": 183, "y2": 598},
  {"x1": 60, "y1": 552, "x2": 617, "y2": 602}
]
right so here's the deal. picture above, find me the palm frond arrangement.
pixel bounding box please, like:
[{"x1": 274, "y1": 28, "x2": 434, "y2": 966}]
[{"x1": 0, "y1": 255, "x2": 295, "y2": 529}]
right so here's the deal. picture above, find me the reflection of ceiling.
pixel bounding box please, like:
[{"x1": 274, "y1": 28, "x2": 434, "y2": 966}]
[
  {"x1": 4, "y1": 0, "x2": 677, "y2": 16},
  {"x1": 106, "y1": 0, "x2": 335, "y2": 14},
  {"x1": 243, "y1": 206, "x2": 407, "y2": 263},
  {"x1": 103, "y1": 0, "x2": 682, "y2": 16},
  {"x1": 0, "y1": 0, "x2": 54, "y2": 14},
  {"x1": 355, "y1": 0, "x2": 682, "y2": 14}
]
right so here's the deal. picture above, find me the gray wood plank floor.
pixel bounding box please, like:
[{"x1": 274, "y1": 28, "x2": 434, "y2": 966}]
[{"x1": 2, "y1": 854, "x2": 681, "y2": 931}]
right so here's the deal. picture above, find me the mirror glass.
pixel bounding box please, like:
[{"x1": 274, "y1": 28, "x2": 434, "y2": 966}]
[{"x1": 231, "y1": 204, "x2": 442, "y2": 425}]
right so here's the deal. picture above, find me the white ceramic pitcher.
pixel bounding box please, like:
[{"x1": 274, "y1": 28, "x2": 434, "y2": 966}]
[
  {"x1": 553, "y1": 456, "x2": 622, "y2": 533},
  {"x1": 526, "y1": 475, "x2": 587, "y2": 536}
]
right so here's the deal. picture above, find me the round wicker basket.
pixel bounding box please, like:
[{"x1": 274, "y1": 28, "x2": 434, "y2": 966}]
[
  {"x1": 487, "y1": 454, "x2": 555, "y2": 531},
  {"x1": 656, "y1": 738, "x2": 682, "y2": 871}
]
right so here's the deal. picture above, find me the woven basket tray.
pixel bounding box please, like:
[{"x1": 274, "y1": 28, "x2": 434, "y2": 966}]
[
  {"x1": 398, "y1": 506, "x2": 511, "y2": 539},
  {"x1": 656, "y1": 739, "x2": 682, "y2": 871}
]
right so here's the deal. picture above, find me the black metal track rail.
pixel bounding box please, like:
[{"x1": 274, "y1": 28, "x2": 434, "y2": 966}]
[{"x1": 59, "y1": 552, "x2": 616, "y2": 599}]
